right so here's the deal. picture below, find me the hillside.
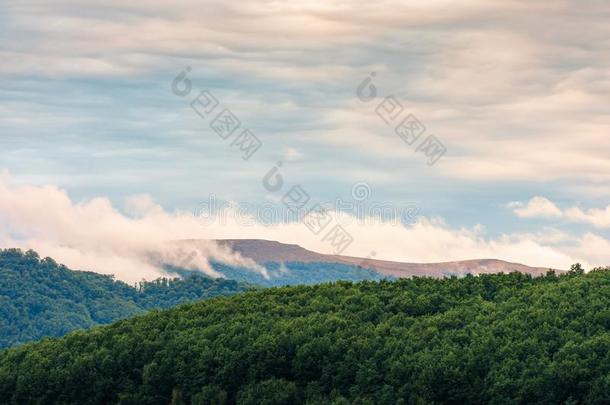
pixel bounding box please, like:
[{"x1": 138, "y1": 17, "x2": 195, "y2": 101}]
[
  {"x1": 0, "y1": 249, "x2": 250, "y2": 349},
  {"x1": 209, "y1": 261, "x2": 387, "y2": 287},
  {"x1": 216, "y1": 239, "x2": 554, "y2": 277},
  {"x1": 2, "y1": 266, "x2": 609, "y2": 404}
]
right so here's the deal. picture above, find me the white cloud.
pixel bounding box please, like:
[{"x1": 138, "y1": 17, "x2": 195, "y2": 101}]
[
  {"x1": 0, "y1": 173, "x2": 264, "y2": 283},
  {"x1": 566, "y1": 233, "x2": 610, "y2": 267},
  {"x1": 510, "y1": 196, "x2": 610, "y2": 229},
  {"x1": 1, "y1": 176, "x2": 605, "y2": 283},
  {"x1": 509, "y1": 197, "x2": 563, "y2": 219},
  {"x1": 564, "y1": 206, "x2": 610, "y2": 229}
]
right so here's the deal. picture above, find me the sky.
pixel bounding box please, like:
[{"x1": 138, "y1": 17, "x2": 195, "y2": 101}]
[{"x1": 1, "y1": 0, "x2": 609, "y2": 281}]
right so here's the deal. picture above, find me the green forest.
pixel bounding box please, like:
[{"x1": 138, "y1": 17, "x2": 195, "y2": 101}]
[
  {"x1": 0, "y1": 248, "x2": 390, "y2": 349},
  {"x1": 0, "y1": 249, "x2": 251, "y2": 349},
  {"x1": 1, "y1": 264, "x2": 609, "y2": 404}
]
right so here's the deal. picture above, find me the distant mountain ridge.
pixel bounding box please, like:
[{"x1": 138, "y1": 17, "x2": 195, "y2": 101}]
[{"x1": 216, "y1": 239, "x2": 555, "y2": 277}]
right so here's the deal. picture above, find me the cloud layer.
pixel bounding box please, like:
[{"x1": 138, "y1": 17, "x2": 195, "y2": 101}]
[
  {"x1": 1, "y1": 0, "x2": 608, "y2": 275},
  {"x1": 1, "y1": 0, "x2": 609, "y2": 188},
  {"x1": 2, "y1": 175, "x2": 608, "y2": 283},
  {"x1": 0, "y1": 173, "x2": 264, "y2": 283},
  {"x1": 511, "y1": 196, "x2": 610, "y2": 229}
]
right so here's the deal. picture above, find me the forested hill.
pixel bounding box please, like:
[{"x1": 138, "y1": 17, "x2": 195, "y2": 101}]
[
  {"x1": 2, "y1": 266, "x2": 610, "y2": 404},
  {"x1": 0, "y1": 249, "x2": 250, "y2": 349}
]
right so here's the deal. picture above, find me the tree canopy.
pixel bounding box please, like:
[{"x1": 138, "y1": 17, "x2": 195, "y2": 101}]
[
  {"x1": 2, "y1": 266, "x2": 609, "y2": 404},
  {"x1": 0, "y1": 248, "x2": 251, "y2": 349}
]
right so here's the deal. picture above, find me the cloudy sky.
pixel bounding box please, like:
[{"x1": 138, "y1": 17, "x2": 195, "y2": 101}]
[{"x1": 1, "y1": 0, "x2": 609, "y2": 280}]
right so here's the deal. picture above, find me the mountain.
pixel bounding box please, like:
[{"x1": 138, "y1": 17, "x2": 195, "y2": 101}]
[
  {"x1": 216, "y1": 239, "x2": 554, "y2": 278},
  {"x1": 171, "y1": 240, "x2": 390, "y2": 287},
  {"x1": 0, "y1": 248, "x2": 250, "y2": 349},
  {"x1": 2, "y1": 267, "x2": 608, "y2": 404},
  {"x1": 209, "y1": 261, "x2": 387, "y2": 287}
]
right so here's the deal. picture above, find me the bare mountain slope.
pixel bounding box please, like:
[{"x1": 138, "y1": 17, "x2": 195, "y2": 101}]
[{"x1": 217, "y1": 239, "x2": 554, "y2": 278}]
